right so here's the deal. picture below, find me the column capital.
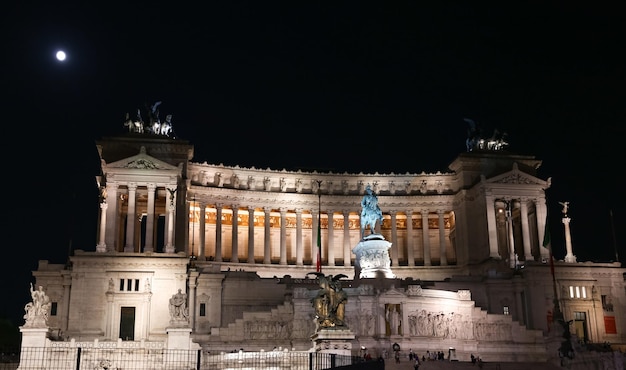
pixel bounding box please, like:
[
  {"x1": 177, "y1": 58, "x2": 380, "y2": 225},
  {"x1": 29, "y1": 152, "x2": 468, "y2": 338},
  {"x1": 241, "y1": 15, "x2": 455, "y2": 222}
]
[
  {"x1": 421, "y1": 209, "x2": 429, "y2": 216},
  {"x1": 127, "y1": 182, "x2": 138, "y2": 191},
  {"x1": 264, "y1": 206, "x2": 272, "y2": 214},
  {"x1": 437, "y1": 209, "x2": 445, "y2": 215},
  {"x1": 388, "y1": 210, "x2": 397, "y2": 216}
]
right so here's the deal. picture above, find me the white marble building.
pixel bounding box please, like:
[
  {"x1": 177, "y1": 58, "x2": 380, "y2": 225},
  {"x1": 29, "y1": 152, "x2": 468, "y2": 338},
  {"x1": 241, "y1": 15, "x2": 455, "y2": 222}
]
[{"x1": 26, "y1": 126, "x2": 625, "y2": 363}]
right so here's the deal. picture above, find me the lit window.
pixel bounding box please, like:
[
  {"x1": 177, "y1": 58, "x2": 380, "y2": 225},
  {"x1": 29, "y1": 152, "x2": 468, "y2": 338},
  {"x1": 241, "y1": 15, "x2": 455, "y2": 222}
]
[
  {"x1": 503, "y1": 306, "x2": 510, "y2": 315},
  {"x1": 568, "y1": 285, "x2": 588, "y2": 299}
]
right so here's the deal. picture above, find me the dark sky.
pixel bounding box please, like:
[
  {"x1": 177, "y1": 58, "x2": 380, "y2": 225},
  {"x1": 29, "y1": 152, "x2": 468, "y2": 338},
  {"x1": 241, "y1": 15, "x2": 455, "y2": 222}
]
[{"x1": 2, "y1": 3, "x2": 625, "y2": 330}]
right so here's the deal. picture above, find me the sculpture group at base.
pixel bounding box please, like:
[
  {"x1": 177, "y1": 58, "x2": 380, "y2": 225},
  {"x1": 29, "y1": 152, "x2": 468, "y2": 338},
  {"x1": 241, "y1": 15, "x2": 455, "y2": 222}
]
[{"x1": 308, "y1": 272, "x2": 348, "y2": 330}]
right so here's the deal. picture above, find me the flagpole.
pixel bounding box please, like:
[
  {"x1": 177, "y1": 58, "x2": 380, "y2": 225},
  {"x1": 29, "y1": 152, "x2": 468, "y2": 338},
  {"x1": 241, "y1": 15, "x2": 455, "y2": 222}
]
[
  {"x1": 316, "y1": 180, "x2": 322, "y2": 273},
  {"x1": 610, "y1": 209, "x2": 619, "y2": 262},
  {"x1": 544, "y1": 201, "x2": 574, "y2": 361}
]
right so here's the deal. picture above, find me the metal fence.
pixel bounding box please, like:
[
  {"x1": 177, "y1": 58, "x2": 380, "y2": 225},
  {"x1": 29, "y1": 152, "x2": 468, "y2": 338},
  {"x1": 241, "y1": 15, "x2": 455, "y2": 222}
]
[{"x1": 4, "y1": 347, "x2": 361, "y2": 370}]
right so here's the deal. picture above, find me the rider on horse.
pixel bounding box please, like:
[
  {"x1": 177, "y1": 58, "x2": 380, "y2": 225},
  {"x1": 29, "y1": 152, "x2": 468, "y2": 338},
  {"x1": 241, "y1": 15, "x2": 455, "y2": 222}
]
[{"x1": 360, "y1": 184, "x2": 383, "y2": 238}]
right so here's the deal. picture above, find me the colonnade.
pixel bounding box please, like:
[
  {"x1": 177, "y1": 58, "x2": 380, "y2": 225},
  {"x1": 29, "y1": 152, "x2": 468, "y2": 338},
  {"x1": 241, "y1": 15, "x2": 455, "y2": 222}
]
[
  {"x1": 188, "y1": 202, "x2": 455, "y2": 268},
  {"x1": 486, "y1": 195, "x2": 550, "y2": 263},
  {"x1": 96, "y1": 182, "x2": 178, "y2": 253},
  {"x1": 94, "y1": 184, "x2": 550, "y2": 267}
]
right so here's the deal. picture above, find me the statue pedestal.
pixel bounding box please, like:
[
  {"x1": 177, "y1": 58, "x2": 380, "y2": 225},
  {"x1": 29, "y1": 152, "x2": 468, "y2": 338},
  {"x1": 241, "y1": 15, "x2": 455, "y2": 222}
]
[
  {"x1": 166, "y1": 327, "x2": 197, "y2": 350},
  {"x1": 18, "y1": 327, "x2": 49, "y2": 370},
  {"x1": 352, "y1": 235, "x2": 394, "y2": 279},
  {"x1": 19, "y1": 327, "x2": 49, "y2": 348},
  {"x1": 311, "y1": 328, "x2": 356, "y2": 357}
]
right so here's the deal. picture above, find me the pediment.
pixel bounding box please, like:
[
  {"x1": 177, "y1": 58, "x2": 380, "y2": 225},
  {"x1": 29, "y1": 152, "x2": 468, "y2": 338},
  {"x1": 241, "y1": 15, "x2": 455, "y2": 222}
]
[
  {"x1": 106, "y1": 146, "x2": 178, "y2": 171},
  {"x1": 378, "y1": 286, "x2": 407, "y2": 299},
  {"x1": 484, "y1": 163, "x2": 547, "y2": 186}
]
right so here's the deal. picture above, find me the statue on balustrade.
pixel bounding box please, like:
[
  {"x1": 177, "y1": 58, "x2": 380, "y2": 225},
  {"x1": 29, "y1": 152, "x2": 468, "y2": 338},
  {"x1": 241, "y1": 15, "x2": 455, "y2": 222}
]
[{"x1": 23, "y1": 283, "x2": 51, "y2": 327}]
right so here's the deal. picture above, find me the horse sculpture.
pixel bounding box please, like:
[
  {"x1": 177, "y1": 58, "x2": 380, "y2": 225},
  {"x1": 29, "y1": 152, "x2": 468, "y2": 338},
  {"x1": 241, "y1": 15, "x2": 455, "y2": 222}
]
[{"x1": 360, "y1": 184, "x2": 383, "y2": 239}]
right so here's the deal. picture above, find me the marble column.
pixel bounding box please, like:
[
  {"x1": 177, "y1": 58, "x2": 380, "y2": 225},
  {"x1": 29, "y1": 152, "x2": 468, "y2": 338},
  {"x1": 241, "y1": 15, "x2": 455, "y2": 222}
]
[
  {"x1": 248, "y1": 206, "x2": 255, "y2": 263},
  {"x1": 124, "y1": 183, "x2": 137, "y2": 252},
  {"x1": 215, "y1": 204, "x2": 223, "y2": 262},
  {"x1": 104, "y1": 183, "x2": 119, "y2": 251},
  {"x1": 280, "y1": 208, "x2": 287, "y2": 265},
  {"x1": 438, "y1": 209, "x2": 447, "y2": 266},
  {"x1": 563, "y1": 216, "x2": 577, "y2": 263},
  {"x1": 264, "y1": 207, "x2": 272, "y2": 264},
  {"x1": 144, "y1": 183, "x2": 156, "y2": 252},
  {"x1": 486, "y1": 194, "x2": 500, "y2": 258},
  {"x1": 165, "y1": 187, "x2": 177, "y2": 253},
  {"x1": 405, "y1": 210, "x2": 413, "y2": 267},
  {"x1": 422, "y1": 210, "x2": 431, "y2": 266},
  {"x1": 312, "y1": 209, "x2": 320, "y2": 268},
  {"x1": 327, "y1": 210, "x2": 335, "y2": 266},
  {"x1": 97, "y1": 202, "x2": 108, "y2": 252},
  {"x1": 536, "y1": 197, "x2": 550, "y2": 260},
  {"x1": 520, "y1": 198, "x2": 532, "y2": 261},
  {"x1": 296, "y1": 209, "x2": 303, "y2": 266},
  {"x1": 390, "y1": 211, "x2": 398, "y2": 266},
  {"x1": 231, "y1": 206, "x2": 239, "y2": 263},
  {"x1": 188, "y1": 271, "x2": 199, "y2": 331},
  {"x1": 198, "y1": 202, "x2": 206, "y2": 260},
  {"x1": 343, "y1": 210, "x2": 351, "y2": 267},
  {"x1": 506, "y1": 200, "x2": 516, "y2": 268}
]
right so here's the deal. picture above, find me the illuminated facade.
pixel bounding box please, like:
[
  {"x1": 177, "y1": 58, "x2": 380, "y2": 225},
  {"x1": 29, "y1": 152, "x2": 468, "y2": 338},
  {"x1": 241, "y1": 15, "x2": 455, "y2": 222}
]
[{"x1": 28, "y1": 130, "x2": 625, "y2": 363}]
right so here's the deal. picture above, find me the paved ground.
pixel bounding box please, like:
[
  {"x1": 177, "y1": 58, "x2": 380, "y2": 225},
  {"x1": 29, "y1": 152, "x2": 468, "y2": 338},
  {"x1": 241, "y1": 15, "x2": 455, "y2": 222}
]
[{"x1": 380, "y1": 358, "x2": 562, "y2": 370}]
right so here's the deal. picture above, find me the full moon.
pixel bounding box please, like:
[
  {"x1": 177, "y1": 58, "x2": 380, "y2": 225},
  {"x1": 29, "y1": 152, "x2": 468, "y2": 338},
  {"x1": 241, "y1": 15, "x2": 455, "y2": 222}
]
[{"x1": 55, "y1": 50, "x2": 66, "y2": 61}]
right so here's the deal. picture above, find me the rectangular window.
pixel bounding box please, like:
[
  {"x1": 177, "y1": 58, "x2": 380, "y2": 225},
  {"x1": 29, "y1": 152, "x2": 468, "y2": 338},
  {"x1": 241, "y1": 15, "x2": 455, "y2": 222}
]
[
  {"x1": 119, "y1": 279, "x2": 124, "y2": 291},
  {"x1": 51, "y1": 302, "x2": 58, "y2": 316},
  {"x1": 200, "y1": 303, "x2": 206, "y2": 316},
  {"x1": 569, "y1": 286, "x2": 574, "y2": 298},
  {"x1": 604, "y1": 316, "x2": 617, "y2": 334},
  {"x1": 134, "y1": 279, "x2": 140, "y2": 291},
  {"x1": 503, "y1": 306, "x2": 510, "y2": 315},
  {"x1": 127, "y1": 279, "x2": 132, "y2": 291}
]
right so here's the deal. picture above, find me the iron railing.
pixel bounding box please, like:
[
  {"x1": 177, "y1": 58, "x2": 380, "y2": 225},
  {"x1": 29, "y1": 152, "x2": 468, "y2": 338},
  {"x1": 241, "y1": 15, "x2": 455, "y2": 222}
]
[{"x1": 7, "y1": 347, "x2": 362, "y2": 370}]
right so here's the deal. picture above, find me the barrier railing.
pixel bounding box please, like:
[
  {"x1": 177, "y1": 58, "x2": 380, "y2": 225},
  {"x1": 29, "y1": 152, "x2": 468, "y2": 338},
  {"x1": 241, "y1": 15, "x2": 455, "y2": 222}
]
[{"x1": 12, "y1": 347, "x2": 360, "y2": 370}]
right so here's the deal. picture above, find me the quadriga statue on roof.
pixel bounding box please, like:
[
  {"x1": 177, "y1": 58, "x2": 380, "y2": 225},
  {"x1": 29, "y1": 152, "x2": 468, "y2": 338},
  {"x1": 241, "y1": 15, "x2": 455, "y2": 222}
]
[{"x1": 122, "y1": 102, "x2": 174, "y2": 137}]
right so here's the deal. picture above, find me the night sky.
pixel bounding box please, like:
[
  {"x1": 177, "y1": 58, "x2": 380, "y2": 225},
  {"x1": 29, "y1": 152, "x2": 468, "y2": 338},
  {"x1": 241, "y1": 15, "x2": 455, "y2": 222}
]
[{"x1": 2, "y1": 3, "x2": 625, "y2": 333}]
